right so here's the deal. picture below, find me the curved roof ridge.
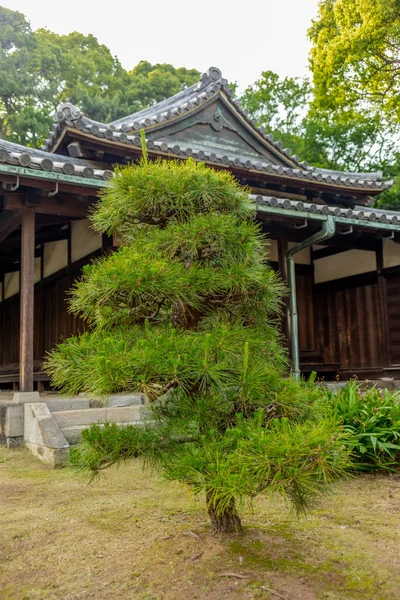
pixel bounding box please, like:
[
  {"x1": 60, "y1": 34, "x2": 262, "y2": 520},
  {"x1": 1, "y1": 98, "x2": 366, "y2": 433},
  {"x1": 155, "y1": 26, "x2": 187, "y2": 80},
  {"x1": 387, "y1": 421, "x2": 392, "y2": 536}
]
[
  {"x1": 39, "y1": 66, "x2": 390, "y2": 183},
  {"x1": 43, "y1": 66, "x2": 308, "y2": 169},
  {"x1": 254, "y1": 195, "x2": 400, "y2": 226},
  {"x1": 314, "y1": 166, "x2": 383, "y2": 181},
  {"x1": 0, "y1": 138, "x2": 113, "y2": 181},
  {"x1": 0, "y1": 137, "x2": 392, "y2": 195}
]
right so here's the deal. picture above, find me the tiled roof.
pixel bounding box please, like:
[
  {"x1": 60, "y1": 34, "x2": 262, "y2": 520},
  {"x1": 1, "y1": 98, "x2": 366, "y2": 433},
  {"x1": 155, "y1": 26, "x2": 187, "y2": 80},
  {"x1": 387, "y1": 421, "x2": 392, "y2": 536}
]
[
  {"x1": 42, "y1": 67, "x2": 391, "y2": 192},
  {"x1": 253, "y1": 195, "x2": 400, "y2": 230},
  {"x1": 0, "y1": 139, "x2": 113, "y2": 181},
  {"x1": 42, "y1": 67, "x2": 312, "y2": 170}
]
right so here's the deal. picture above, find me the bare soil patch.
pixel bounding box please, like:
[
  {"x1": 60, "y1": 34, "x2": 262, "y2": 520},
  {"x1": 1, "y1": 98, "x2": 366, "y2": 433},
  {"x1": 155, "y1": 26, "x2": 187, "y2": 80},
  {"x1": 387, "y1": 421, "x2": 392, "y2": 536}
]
[{"x1": 0, "y1": 446, "x2": 399, "y2": 600}]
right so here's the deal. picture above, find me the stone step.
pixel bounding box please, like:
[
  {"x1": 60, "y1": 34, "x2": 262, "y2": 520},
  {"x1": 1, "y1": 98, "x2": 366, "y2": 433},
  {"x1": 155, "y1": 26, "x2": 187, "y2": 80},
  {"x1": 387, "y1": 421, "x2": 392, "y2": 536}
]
[
  {"x1": 44, "y1": 394, "x2": 144, "y2": 412},
  {"x1": 52, "y1": 405, "x2": 144, "y2": 428},
  {"x1": 44, "y1": 398, "x2": 91, "y2": 412},
  {"x1": 62, "y1": 422, "x2": 142, "y2": 445}
]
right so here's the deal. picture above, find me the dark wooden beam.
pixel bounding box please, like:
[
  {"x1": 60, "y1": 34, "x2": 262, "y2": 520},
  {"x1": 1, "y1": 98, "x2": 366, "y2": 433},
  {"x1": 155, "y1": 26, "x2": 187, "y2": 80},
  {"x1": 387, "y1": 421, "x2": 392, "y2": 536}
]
[
  {"x1": 376, "y1": 238, "x2": 384, "y2": 272},
  {"x1": 0, "y1": 209, "x2": 22, "y2": 243},
  {"x1": 0, "y1": 224, "x2": 69, "y2": 253},
  {"x1": 35, "y1": 214, "x2": 79, "y2": 228},
  {"x1": 311, "y1": 247, "x2": 348, "y2": 261},
  {"x1": 0, "y1": 247, "x2": 42, "y2": 274},
  {"x1": 261, "y1": 222, "x2": 380, "y2": 252},
  {"x1": 277, "y1": 238, "x2": 290, "y2": 353},
  {"x1": 3, "y1": 191, "x2": 92, "y2": 218},
  {"x1": 19, "y1": 208, "x2": 35, "y2": 392}
]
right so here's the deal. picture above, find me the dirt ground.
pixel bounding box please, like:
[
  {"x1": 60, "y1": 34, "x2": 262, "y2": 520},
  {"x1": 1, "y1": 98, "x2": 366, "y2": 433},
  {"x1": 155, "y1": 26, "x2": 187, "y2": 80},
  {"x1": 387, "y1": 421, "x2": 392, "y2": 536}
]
[{"x1": 0, "y1": 446, "x2": 399, "y2": 600}]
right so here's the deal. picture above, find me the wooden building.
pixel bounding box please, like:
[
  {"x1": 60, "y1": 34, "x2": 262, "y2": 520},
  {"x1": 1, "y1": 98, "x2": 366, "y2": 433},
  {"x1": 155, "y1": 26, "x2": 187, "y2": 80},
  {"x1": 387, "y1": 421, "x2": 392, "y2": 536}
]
[{"x1": 1, "y1": 66, "x2": 400, "y2": 391}]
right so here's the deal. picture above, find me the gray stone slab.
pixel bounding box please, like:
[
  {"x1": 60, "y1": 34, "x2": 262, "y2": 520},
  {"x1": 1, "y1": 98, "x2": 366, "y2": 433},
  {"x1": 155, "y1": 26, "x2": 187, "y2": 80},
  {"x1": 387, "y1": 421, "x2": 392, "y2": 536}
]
[
  {"x1": 24, "y1": 403, "x2": 69, "y2": 450},
  {"x1": 52, "y1": 407, "x2": 108, "y2": 428},
  {"x1": 107, "y1": 394, "x2": 144, "y2": 407},
  {"x1": 25, "y1": 441, "x2": 69, "y2": 468},
  {"x1": 105, "y1": 406, "x2": 142, "y2": 422},
  {"x1": 12, "y1": 392, "x2": 40, "y2": 404},
  {"x1": 44, "y1": 398, "x2": 91, "y2": 412},
  {"x1": 0, "y1": 404, "x2": 24, "y2": 438}
]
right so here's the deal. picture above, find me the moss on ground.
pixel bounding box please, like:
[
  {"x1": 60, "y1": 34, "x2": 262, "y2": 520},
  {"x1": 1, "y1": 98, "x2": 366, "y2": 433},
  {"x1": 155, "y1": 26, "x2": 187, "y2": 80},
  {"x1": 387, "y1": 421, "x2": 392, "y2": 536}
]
[{"x1": 0, "y1": 446, "x2": 399, "y2": 600}]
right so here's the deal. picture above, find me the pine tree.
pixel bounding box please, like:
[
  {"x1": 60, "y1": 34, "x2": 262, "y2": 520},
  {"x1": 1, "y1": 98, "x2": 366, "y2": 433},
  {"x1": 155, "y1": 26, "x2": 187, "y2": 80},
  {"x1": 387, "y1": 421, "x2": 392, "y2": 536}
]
[{"x1": 45, "y1": 136, "x2": 350, "y2": 533}]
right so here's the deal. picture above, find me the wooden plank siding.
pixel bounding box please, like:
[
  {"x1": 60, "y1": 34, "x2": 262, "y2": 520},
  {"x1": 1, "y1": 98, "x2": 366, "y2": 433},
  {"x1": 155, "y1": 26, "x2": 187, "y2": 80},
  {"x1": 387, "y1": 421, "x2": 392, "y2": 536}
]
[
  {"x1": 386, "y1": 274, "x2": 400, "y2": 365},
  {"x1": 1, "y1": 261, "x2": 400, "y2": 384},
  {"x1": 0, "y1": 271, "x2": 88, "y2": 376},
  {"x1": 312, "y1": 278, "x2": 393, "y2": 377}
]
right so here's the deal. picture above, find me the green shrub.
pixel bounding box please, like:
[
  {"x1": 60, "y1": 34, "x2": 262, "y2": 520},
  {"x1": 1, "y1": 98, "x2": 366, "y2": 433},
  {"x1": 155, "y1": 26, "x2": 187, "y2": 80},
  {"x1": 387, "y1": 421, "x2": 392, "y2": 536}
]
[{"x1": 322, "y1": 380, "x2": 400, "y2": 470}]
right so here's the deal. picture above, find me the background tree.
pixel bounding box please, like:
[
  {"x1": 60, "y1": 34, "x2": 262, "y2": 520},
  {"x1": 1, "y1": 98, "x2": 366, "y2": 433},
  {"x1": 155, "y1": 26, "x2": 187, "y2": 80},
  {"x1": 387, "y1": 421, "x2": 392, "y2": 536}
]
[
  {"x1": 307, "y1": 0, "x2": 400, "y2": 208},
  {"x1": 240, "y1": 69, "x2": 400, "y2": 207},
  {"x1": 240, "y1": 70, "x2": 398, "y2": 172},
  {"x1": 0, "y1": 6, "x2": 199, "y2": 146},
  {"x1": 0, "y1": 7, "x2": 40, "y2": 144},
  {"x1": 309, "y1": 0, "x2": 400, "y2": 121},
  {"x1": 45, "y1": 142, "x2": 349, "y2": 533}
]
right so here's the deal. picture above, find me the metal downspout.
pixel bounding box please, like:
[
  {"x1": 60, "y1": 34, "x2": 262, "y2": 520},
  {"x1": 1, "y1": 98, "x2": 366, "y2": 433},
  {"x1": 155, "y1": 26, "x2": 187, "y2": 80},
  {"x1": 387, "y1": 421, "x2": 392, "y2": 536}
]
[{"x1": 287, "y1": 216, "x2": 336, "y2": 381}]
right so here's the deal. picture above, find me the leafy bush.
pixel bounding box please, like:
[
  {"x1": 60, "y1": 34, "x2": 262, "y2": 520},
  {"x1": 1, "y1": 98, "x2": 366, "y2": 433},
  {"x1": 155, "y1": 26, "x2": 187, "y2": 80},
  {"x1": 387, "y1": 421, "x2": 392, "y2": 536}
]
[{"x1": 322, "y1": 380, "x2": 400, "y2": 470}]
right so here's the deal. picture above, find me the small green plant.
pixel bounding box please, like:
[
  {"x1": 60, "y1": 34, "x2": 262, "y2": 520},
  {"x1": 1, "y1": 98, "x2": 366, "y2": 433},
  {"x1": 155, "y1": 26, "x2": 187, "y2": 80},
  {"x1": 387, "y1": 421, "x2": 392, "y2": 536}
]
[
  {"x1": 322, "y1": 380, "x2": 400, "y2": 470},
  {"x1": 46, "y1": 141, "x2": 350, "y2": 533}
]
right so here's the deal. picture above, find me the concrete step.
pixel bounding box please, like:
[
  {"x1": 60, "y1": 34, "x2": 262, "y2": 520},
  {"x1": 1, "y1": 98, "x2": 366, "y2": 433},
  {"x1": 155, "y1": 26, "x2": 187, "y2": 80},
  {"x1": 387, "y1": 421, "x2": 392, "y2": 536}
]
[
  {"x1": 52, "y1": 405, "x2": 144, "y2": 428},
  {"x1": 62, "y1": 422, "x2": 142, "y2": 445}
]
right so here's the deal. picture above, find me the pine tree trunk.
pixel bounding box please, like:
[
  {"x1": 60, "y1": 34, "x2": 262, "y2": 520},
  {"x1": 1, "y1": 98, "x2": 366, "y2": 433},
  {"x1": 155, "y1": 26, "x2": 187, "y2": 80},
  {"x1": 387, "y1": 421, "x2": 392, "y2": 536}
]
[{"x1": 206, "y1": 496, "x2": 242, "y2": 533}]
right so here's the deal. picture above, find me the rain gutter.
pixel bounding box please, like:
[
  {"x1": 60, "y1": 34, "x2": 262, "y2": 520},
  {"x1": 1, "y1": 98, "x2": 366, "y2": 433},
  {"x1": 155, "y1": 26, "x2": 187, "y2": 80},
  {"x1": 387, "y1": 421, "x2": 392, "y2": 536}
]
[
  {"x1": 0, "y1": 163, "x2": 109, "y2": 189},
  {"x1": 287, "y1": 216, "x2": 336, "y2": 381}
]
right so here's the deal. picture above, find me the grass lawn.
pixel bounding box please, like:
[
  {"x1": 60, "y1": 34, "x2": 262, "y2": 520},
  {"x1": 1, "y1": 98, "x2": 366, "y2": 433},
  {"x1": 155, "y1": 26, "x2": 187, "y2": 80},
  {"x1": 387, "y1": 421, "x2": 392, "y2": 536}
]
[{"x1": 0, "y1": 446, "x2": 399, "y2": 600}]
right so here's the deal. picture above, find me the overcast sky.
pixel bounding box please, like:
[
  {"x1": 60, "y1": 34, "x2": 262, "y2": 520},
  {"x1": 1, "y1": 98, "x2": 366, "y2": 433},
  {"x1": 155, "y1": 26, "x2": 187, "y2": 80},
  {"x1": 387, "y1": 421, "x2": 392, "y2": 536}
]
[{"x1": 3, "y1": 0, "x2": 320, "y2": 89}]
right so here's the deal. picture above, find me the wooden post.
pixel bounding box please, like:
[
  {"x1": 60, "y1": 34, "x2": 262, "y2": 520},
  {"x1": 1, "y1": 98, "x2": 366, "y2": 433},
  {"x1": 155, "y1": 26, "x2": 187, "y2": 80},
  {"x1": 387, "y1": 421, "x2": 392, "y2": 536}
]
[
  {"x1": 376, "y1": 240, "x2": 390, "y2": 368},
  {"x1": 277, "y1": 237, "x2": 291, "y2": 352},
  {"x1": 19, "y1": 208, "x2": 35, "y2": 392}
]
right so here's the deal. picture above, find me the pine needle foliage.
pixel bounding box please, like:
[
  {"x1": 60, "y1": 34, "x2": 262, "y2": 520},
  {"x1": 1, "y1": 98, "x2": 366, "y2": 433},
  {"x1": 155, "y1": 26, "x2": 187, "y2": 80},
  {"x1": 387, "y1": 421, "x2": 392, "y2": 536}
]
[{"x1": 46, "y1": 146, "x2": 350, "y2": 533}]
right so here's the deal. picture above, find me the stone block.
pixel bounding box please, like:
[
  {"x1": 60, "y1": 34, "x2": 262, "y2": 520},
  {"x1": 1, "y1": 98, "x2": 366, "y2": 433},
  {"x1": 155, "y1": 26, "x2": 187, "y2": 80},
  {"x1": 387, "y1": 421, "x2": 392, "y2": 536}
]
[
  {"x1": 24, "y1": 403, "x2": 69, "y2": 467},
  {"x1": 107, "y1": 394, "x2": 144, "y2": 407},
  {"x1": 377, "y1": 378, "x2": 396, "y2": 391},
  {"x1": 0, "y1": 404, "x2": 24, "y2": 438},
  {"x1": 25, "y1": 442, "x2": 69, "y2": 468},
  {"x1": 24, "y1": 403, "x2": 69, "y2": 450},
  {"x1": 105, "y1": 405, "x2": 142, "y2": 423},
  {"x1": 51, "y1": 407, "x2": 107, "y2": 428},
  {"x1": 12, "y1": 391, "x2": 40, "y2": 404},
  {"x1": 44, "y1": 398, "x2": 91, "y2": 412},
  {"x1": 62, "y1": 425, "x2": 88, "y2": 445}
]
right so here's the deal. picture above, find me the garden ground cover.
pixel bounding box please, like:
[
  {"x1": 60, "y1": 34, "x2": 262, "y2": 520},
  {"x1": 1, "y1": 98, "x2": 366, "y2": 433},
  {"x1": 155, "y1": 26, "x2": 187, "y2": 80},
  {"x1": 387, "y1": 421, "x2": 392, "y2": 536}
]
[{"x1": 0, "y1": 446, "x2": 399, "y2": 600}]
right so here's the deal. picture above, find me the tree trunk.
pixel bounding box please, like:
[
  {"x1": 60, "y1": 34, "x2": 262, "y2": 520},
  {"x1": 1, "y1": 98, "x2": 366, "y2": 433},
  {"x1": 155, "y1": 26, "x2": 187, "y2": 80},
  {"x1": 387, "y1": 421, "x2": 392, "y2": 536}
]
[{"x1": 206, "y1": 496, "x2": 242, "y2": 534}]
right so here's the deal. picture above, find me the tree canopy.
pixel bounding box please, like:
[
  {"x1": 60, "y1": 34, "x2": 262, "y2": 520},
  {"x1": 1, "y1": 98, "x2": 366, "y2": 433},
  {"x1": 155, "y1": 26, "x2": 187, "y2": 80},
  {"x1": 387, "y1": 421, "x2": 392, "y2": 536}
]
[
  {"x1": 0, "y1": 6, "x2": 199, "y2": 146},
  {"x1": 306, "y1": 0, "x2": 400, "y2": 208},
  {"x1": 309, "y1": 0, "x2": 400, "y2": 121},
  {"x1": 240, "y1": 70, "x2": 398, "y2": 174}
]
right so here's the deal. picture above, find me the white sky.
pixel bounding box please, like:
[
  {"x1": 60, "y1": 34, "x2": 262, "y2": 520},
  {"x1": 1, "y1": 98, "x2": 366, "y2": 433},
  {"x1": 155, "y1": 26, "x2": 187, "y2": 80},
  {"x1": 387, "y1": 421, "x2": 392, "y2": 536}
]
[{"x1": 3, "y1": 0, "x2": 320, "y2": 89}]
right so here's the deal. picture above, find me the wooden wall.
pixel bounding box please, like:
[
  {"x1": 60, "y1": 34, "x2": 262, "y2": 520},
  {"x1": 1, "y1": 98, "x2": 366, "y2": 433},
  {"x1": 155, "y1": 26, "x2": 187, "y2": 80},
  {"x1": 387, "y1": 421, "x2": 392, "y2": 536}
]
[
  {"x1": 386, "y1": 273, "x2": 400, "y2": 366},
  {"x1": 0, "y1": 268, "x2": 88, "y2": 377},
  {"x1": 2, "y1": 261, "x2": 400, "y2": 382},
  {"x1": 313, "y1": 279, "x2": 384, "y2": 373}
]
